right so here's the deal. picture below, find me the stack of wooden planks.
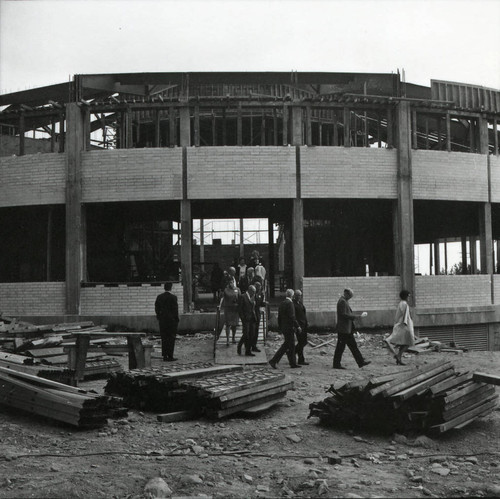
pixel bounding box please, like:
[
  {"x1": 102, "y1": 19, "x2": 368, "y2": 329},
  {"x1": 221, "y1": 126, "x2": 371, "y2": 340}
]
[
  {"x1": 183, "y1": 368, "x2": 293, "y2": 419},
  {"x1": 105, "y1": 363, "x2": 293, "y2": 419},
  {"x1": 0, "y1": 317, "x2": 125, "y2": 379},
  {"x1": 309, "y1": 361, "x2": 498, "y2": 434},
  {"x1": 0, "y1": 366, "x2": 124, "y2": 428},
  {"x1": 105, "y1": 363, "x2": 243, "y2": 412}
]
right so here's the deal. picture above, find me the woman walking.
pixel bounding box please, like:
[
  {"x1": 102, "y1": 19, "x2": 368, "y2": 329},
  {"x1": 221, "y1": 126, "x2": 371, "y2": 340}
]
[
  {"x1": 220, "y1": 280, "x2": 241, "y2": 345},
  {"x1": 385, "y1": 290, "x2": 414, "y2": 365}
]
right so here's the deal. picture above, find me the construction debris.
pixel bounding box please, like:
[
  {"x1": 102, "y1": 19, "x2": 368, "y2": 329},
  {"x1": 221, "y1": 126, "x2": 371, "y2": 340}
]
[
  {"x1": 105, "y1": 362, "x2": 293, "y2": 418},
  {"x1": 0, "y1": 366, "x2": 125, "y2": 428},
  {"x1": 308, "y1": 361, "x2": 498, "y2": 435}
]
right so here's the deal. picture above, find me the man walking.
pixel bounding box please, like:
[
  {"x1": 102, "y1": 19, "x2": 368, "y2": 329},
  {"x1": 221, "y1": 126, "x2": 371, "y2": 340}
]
[
  {"x1": 333, "y1": 288, "x2": 370, "y2": 369},
  {"x1": 155, "y1": 282, "x2": 180, "y2": 361},
  {"x1": 269, "y1": 289, "x2": 301, "y2": 369},
  {"x1": 293, "y1": 289, "x2": 309, "y2": 365},
  {"x1": 238, "y1": 284, "x2": 257, "y2": 357}
]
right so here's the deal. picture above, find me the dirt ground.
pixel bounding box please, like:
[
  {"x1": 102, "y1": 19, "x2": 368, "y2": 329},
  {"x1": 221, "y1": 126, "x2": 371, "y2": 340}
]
[{"x1": 0, "y1": 331, "x2": 499, "y2": 499}]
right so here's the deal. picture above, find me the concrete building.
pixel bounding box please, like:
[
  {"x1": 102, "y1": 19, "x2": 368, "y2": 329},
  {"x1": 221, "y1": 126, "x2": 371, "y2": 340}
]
[{"x1": 1, "y1": 72, "x2": 499, "y2": 349}]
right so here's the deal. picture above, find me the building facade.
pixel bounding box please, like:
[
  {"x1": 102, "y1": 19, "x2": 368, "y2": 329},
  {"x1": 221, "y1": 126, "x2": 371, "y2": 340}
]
[{"x1": 1, "y1": 72, "x2": 499, "y2": 349}]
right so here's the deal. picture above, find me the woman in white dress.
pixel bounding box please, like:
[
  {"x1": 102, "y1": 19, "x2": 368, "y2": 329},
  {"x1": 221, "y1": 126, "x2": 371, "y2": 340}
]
[{"x1": 385, "y1": 290, "x2": 414, "y2": 365}]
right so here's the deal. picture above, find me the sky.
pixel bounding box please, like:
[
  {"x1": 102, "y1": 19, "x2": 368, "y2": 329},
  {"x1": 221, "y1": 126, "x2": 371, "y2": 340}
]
[{"x1": 1, "y1": 0, "x2": 499, "y2": 95}]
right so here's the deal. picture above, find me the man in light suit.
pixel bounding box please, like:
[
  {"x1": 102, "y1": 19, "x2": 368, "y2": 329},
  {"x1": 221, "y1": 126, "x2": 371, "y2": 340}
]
[
  {"x1": 269, "y1": 289, "x2": 301, "y2": 369},
  {"x1": 333, "y1": 288, "x2": 371, "y2": 369}
]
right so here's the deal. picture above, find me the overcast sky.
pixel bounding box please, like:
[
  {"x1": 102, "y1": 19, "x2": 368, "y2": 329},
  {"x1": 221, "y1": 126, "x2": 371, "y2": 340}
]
[{"x1": 0, "y1": 0, "x2": 499, "y2": 94}]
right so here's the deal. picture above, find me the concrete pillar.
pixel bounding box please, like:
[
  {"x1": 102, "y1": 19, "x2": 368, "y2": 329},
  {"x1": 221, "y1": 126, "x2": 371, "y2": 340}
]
[
  {"x1": 180, "y1": 107, "x2": 192, "y2": 312},
  {"x1": 395, "y1": 101, "x2": 415, "y2": 301},
  {"x1": 479, "y1": 203, "x2": 493, "y2": 275},
  {"x1": 268, "y1": 219, "x2": 275, "y2": 298},
  {"x1": 239, "y1": 219, "x2": 245, "y2": 257},
  {"x1": 181, "y1": 199, "x2": 192, "y2": 312},
  {"x1": 291, "y1": 106, "x2": 303, "y2": 146},
  {"x1": 292, "y1": 199, "x2": 304, "y2": 290},
  {"x1": 65, "y1": 103, "x2": 85, "y2": 314}
]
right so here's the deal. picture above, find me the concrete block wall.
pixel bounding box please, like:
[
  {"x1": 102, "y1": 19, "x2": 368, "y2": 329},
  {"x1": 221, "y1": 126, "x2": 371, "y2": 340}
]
[
  {"x1": 0, "y1": 153, "x2": 65, "y2": 207},
  {"x1": 303, "y1": 276, "x2": 401, "y2": 312},
  {"x1": 187, "y1": 147, "x2": 296, "y2": 199},
  {"x1": 413, "y1": 151, "x2": 488, "y2": 201},
  {"x1": 415, "y1": 275, "x2": 491, "y2": 308},
  {"x1": 82, "y1": 149, "x2": 183, "y2": 202},
  {"x1": 301, "y1": 147, "x2": 398, "y2": 199},
  {"x1": 0, "y1": 282, "x2": 66, "y2": 315},
  {"x1": 0, "y1": 136, "x2": 54, "y2": 158},
  {"x1": 80, "y1": 283, "x2": 182, "y2": 315},
  {"x1": 494, "y1": 275, "x2": 500, "y2": 305},
  {"x1": 490, "y1": 155, "x2": 500, "y2": 203}
]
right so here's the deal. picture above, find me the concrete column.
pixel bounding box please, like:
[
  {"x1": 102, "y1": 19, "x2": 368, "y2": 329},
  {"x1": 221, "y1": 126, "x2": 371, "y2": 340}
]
[
  {"x1": 292, "y1": 199, "x2": 304, "y2": 290},
  {"x1": 395, "y1": 101, "x2": 415, "y2": 301},
  {"x1": 479, "y1": 203, "x2": 493, "y2": 275},
  {"x1": 180, "y1": 199, "x2": 192, "y2": 312},
  {"x1": 65, "y1": 103, "x2": 85, "y2": 314},
  {"x1": 291, "y1": 105, "x2": 303, "y2": 146},
  {"x1": 239, "y1": 219, "x2": 245, "y2": 257},
  {"x1": 179, "y1": 106, "x2": 191, "y2": 147},
  {"x1": 268, "y1": 219, "x2": 275, "y2": 298}
]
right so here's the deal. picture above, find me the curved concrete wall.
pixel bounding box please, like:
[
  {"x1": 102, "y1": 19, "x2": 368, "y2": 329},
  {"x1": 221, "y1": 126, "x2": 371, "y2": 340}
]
[
  {"x1": 82, "y1": 149, "x2": 183, "y2": 202},
  {"x1": 187, "y1": 147, "x2": 296, "y2": 199},
  {"x1": 0, "y1": 153, "x2": 65, "y2": 207},
  {"x1": 412, "y1": 151, "x2": 488, "y2": 201},
  {"x1": 301, "y1": 147, "x2": 398, "y2": 199}
]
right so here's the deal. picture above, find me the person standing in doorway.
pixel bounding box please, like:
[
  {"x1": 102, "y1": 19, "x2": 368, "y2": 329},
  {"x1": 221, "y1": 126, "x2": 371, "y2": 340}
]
[
  {"x1": 269, "y1": 289, "x2": 301, "y2": 369},
  {"x1": 155, "y1": 282, "x2": 180, "y2": 361},
  {"x1": 333, "y1": 288, "x2": 370, "y2": 369},
  {"x1": 293, "y1": 289, "x2": 309, "y2": 365},
  {"x1": 385, "y1": 290, "x2": 415, "y2": 365}
]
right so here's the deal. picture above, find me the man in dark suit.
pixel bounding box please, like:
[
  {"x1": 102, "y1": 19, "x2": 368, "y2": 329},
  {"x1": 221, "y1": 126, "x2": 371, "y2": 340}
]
[
  {"x1": 293, "y1": 289, "x2": 309, "y2": 365},
  {"x1": 155, "y1": 282, "x2": 180, "y2": 361},
  {"x1": 238, "y1": 284, "x2": 257, "y2": 356},
  {"x1": 333, "y1": 288, "x2": 370, "y2": 369},
  {"x1": 269, "y1": 289, "x2": 301, "y2": 369}
]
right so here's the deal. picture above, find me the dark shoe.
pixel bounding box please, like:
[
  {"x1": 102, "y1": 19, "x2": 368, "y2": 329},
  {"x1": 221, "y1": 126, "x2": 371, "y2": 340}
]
[
  {"x1": 164, "y1": 357, "x2": 178, "y2": 362},
  {"x1": 333, "y1": 365, "x2": 346, "y2": 370},
  {"x1": 269, "y1": 360, "x2": 277, "y2": 369},
  {"x1": 237, "y1": 346, "x2": 242, "y2": 355},
  {"x1": 290, "y1": 364, "x2": 302, "y2": 369},
  {"x1": 252, "y1": 347, "x2": 261, "y2": 352},
  {"x1": 359, "y1": 360, "x2": 371, "y2": 368},
  {"x1": 245, "y1": 352, "x2": 256, "y2": 357},
  {"x1": 298, "y1": 360, "x2": 310, "y2": 365}
]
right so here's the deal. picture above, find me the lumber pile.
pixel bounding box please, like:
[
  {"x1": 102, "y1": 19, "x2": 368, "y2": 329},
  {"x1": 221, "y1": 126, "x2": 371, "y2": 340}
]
[
  {"x1": 0, "y1": 316, "x2": 130, "y2": 379},
  {"x1": 183, "y1": 368, "x2": 293, "y2": 419},
  {"x1": 105, "y1": 363, "x2": 293, "y2": 418},
  {"x1": 0, "y1": 366, "x2": 125, "y2": 428},
  {"x1": 309, "y1": 361, "x2": 498, "y2": 435}
]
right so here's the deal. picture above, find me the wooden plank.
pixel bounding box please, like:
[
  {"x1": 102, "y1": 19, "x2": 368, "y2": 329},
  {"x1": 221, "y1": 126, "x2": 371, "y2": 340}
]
[
  {"x1": 369, "y1": 361, "x2": 448, "y2": 397},
  {"x1": 443, "y1": 384, "x2": 492, "y2": 411},
  {"x1": 203, "y1": 373, "x2": 286, "y2": 399},
  {"x1": 26, "y1": 347, "x2": 65, "y2": 358},
  {"x1": 157, "y1": 410, "x2": 198, "y2": 423},
  {"x1": 207, "y1": 391, "x2": 286, "y2": 418},
  {"x1": 220, "y1": 382, "x2": 293, "y2": 409},
  {"x1": 431, "y1": 396, "x2": 498, "y2": 433},
  {"x1": 429, "y1": 372, "x2": 473, "y2": 396},
  {"x1": 390, "y1": 369, "x2": 455, "y2": 401},
  {"x1": 443, "y1": 381, "x2": 486, "y2": 404},
  {"x1": 443, "y1": 389, "x2": 496, "y2": 421},
  {"x1": 163, "y1": 365, "x2": 243, "y2": 381},
  {"x1": 219, "y1": 379, "x2": 292, "y2": 403},
  {"x1": 473, "y1": 372, "x2": 500, "y2": 386}
]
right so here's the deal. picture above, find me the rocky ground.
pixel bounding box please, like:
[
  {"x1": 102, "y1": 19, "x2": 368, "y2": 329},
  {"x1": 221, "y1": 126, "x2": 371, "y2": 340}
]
[{"x1": 0, "y1": 331, "x2": 499, "y2": 499}]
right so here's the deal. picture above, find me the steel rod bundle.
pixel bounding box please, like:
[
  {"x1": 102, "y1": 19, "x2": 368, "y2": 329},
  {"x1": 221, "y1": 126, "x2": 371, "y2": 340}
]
[{"x1": 309, "y1": 361, "x2": 498, "y2": 434}]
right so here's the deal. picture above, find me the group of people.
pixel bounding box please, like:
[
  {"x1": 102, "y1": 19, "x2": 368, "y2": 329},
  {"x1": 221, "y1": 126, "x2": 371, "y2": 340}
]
[
  {"x1": 218, "y1": 254, "x2": 268, "y2": 356},
  {"x1": 269, "y1": 286, "x2": 414, "y2": 370},
  {"x1": 154, "y1": 276, "x2": 415, "y2": 369}
]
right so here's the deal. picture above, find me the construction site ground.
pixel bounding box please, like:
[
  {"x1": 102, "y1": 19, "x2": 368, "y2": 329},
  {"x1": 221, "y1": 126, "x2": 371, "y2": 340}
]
[{"x1": 0, "y1": 331, "x2": 499, "y2": 499}]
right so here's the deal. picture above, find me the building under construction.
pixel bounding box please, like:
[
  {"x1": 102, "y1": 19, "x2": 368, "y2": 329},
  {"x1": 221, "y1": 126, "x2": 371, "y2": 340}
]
[{"x1": 0, "y1": 71, "x2": 499, "y2": 350}]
